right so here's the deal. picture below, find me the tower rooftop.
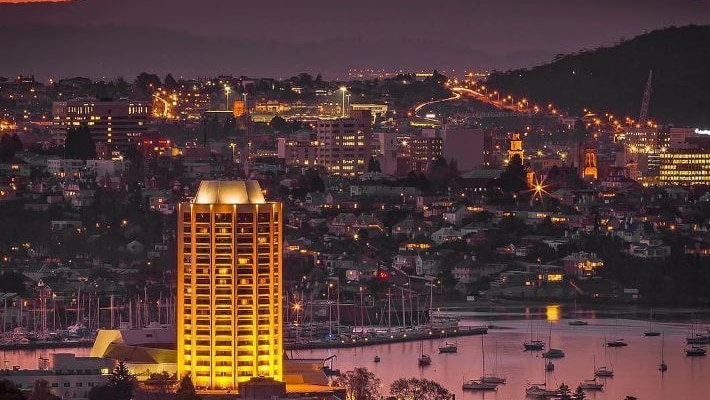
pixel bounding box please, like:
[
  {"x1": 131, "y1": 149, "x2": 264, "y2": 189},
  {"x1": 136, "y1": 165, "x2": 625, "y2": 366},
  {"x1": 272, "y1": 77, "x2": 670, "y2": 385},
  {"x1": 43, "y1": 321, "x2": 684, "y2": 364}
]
[{"x1": 193, "y1": 180, "x2": 266, "y2": 204}]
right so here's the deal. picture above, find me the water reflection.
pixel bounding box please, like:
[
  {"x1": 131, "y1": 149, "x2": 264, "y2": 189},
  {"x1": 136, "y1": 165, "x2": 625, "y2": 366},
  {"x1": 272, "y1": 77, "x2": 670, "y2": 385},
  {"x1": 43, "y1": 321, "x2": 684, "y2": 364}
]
[{"x1": 546, "y1": 304, "x2": 561, "y2": 321}]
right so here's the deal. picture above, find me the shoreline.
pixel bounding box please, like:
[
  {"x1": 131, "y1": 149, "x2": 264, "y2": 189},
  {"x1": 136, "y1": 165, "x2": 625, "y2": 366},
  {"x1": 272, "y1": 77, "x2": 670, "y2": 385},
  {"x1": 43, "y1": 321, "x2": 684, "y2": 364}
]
[
  {"x1": 0, "y1": 340, "x2": 94, "y2": 351},
  {"x1": 284, "y1": 325, "x2": 488, "y2": 350}
]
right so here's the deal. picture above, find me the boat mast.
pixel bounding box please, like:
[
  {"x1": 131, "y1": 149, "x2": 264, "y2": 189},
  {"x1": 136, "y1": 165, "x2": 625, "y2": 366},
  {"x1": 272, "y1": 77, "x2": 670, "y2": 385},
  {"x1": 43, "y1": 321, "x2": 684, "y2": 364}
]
[
  {"x1": 387, "y1": 287, "x2": 392, "y2": 334},
  {"x1": 401, "y1": 287, "x2": 406, "y2": 328}
]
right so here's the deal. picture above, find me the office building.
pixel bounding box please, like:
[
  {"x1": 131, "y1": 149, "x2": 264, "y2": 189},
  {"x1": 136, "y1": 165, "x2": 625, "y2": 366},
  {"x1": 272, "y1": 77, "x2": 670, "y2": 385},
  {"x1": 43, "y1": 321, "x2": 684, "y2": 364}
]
[
  {"x1": 659, "y1": 128, "x2": 710, "y2": 184},
  {"x1": 277, "y1": 132, "x2": 319, "y2": 168},
  {"x1": 315, "y1": 110, "x2": 372, "y2": 176},
  {"x1": 52, "y1": 99, "x2": 151, "y2": 157},
  {"x1": 178, "y1": 180, "x2": 283, "y2": 391},
  {"x1": 409, "y1": 137, "x2": 443, "y2": 173}
]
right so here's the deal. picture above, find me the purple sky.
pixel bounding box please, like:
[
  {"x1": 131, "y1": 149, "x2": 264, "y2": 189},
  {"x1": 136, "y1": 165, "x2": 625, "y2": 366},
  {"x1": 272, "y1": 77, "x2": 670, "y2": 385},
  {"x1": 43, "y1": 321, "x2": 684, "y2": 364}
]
[{"x1": 1, "y1": 0, "x2": 709, "y2": 79}]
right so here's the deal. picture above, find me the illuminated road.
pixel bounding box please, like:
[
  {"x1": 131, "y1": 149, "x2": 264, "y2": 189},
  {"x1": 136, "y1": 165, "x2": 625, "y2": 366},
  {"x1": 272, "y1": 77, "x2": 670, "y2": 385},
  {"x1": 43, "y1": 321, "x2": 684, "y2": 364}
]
[{"x1": 413, "y1": 90, "x2": 462, "y2": 118}]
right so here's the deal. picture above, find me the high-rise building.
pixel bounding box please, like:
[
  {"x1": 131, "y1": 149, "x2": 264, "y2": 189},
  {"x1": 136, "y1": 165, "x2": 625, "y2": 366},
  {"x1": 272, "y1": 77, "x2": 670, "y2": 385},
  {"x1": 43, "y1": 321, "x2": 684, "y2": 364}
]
[
  {"x1": 52, "y1": 99, "x2": 151, "y2": 157},
  {"x1": 177, "y1": 180, "x2": 283, "y2": 391},
  {"x1": 315, "y1": 110, "x2": 372, "y2": 175}
]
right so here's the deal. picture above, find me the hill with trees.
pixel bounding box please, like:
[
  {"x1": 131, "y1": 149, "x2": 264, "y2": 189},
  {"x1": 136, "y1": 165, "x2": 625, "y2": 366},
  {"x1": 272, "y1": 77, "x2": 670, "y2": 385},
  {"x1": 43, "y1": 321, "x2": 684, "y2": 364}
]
[{"x1": 486, "y1": 25, "x2": 710, "y2": 126}]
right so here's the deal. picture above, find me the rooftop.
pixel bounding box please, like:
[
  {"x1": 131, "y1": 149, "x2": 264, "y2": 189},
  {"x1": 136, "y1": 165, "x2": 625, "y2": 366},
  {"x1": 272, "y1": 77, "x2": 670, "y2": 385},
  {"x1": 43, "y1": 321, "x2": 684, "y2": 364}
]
[{"x1": 193, "y1": 180, "x2": 266, "y2": 204}]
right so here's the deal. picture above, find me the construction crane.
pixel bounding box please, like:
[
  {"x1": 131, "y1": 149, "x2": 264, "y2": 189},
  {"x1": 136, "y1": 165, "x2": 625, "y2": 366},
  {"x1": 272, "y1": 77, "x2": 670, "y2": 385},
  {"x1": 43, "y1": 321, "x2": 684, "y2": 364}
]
[{"x1": 639, "y1": 70, "x2": 653, "y2": 125}]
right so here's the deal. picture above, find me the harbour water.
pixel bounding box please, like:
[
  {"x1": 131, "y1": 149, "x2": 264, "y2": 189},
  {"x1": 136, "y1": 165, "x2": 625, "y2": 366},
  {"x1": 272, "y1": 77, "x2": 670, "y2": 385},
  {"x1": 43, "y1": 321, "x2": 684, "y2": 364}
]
[
  {"x1": 298, "y1": 307, "x2": 710, "y2": 400},
  {"x1": 2, "y1": 305, "x2": 709, "y2": 399}
]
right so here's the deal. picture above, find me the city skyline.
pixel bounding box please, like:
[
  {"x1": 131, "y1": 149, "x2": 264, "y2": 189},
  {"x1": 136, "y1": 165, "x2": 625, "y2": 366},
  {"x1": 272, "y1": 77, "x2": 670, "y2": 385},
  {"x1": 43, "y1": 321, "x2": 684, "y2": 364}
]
[{"x1": 1, "y1": 0, "x2": 710, "y2": 78}]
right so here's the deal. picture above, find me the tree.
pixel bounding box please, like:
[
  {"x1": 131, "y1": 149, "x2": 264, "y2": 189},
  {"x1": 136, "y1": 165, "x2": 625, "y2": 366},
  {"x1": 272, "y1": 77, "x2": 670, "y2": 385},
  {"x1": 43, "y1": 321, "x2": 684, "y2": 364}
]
[
  {"x1": 145, "y1": 372, "x2": 174, "y2": 394},
  {"x1": 269, "y1": 115, "x2": 290, "y2": 132},
  {"x1": 334, "y1": 367, "x2": 380, "y2": 400},
  {"x1": 389, "y1": 377, "x2": 452, "y2": 400},
  {"x1": 0, "y1": 379, "x2": 26, "y2": 400},
  {"x1": 29, "y1": 380, "x2": 60, "y2": 400},
  {"x1": 0, "y1": 133, "x2": 22, "y2": 161},
  {"x1": 367, "y1": 157, "x2": 381, "y2": 173},
  {"x1": 557, "y1": 383, "x2": 571, "y2": 400},
  {"x1": 107, "y1": 362, "x2": 136, "y2": 400},
  {"x1": 88, "y1": 385, "x2": 111, "y2": 400},
  {"x1": 574, "y1": 385, "x2": 586, "y2": 400},
  {"x1": 64, "y1": 126, "x2": 96, "y2": 160},
  {"x1": 175, "y1": 375, "x2": 201, "y2": 400},
  {"x1": 163, "y1": 74, "x2": 178, "y2": 91},
  {"x1": 500, "y1": 154, "x2": 528, "y2": 193}
]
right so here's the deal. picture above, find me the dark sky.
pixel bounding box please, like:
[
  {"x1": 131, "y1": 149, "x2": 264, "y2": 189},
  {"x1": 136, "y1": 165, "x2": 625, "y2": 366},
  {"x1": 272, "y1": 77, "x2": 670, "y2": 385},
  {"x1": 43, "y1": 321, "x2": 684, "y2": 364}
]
[{"x1": 1, "y1": 0, "x2": 709, "y2": 79}]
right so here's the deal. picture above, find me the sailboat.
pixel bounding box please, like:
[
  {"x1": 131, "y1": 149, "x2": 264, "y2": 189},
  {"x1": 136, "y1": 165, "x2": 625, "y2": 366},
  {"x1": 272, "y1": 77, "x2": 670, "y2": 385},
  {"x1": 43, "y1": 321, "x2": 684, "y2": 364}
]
[
  {"x1": 685, "y1": 345, "x2": 707, "y2": 357},
  {"x1": 595, "y1": 338, "x2": 614, "y2": 377},
  {"x1": 524, "y1": 318, "x2": 545, "y2": 351},
  {"x1": 542, "y1": 325, "x2": 565, "y2": 358},
  {"x1": 569, "y1": 299, "x2": 588, "y2": 326},
  {"x1": 644, "y1": 309, "x2": 660, "y2": 336},
  {"x1": 581, "y1": 356, "x2": 604, "y2": 390},
  {"x1": 525, "y1": 358, "x2": 561, "y2": 398},
  {"x1": 462, "y1": 336, "x2": 498, "y2": 390},
  {"x1": 418, "y1": 341, "x2": 432, "y2": 366},
  {"x1": 438, "y1": 332, "x2": 458, "y2": 353},
  {"x1": 607, "y1": 317, "x2": 628, "y2": 347},
  {"x1": 481, "y1": 340, "x2": 506, "y2": 384},
  {"x1": 659, "y1": 333, "x2": 667, "y2": 372},
  {"x1": 374, "y1": 355, "x2": 381, "y2": 363}
]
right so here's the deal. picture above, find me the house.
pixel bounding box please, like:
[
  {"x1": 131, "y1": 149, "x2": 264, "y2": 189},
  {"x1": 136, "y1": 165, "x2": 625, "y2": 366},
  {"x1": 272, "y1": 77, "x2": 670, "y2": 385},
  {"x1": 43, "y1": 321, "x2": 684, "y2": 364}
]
[
  {"x1": 415, "y1": 253, "x2": 441, "y2": 276},
  {"x1": 628, "y1": 240, "x2": 671, "y2": 259},
  {"x1": 328, "y1": 213, "x2": 384, "y2": 237},
  {"x1": 345, "y1": 263, "x2": 378, "y2": 282},
  {"x1": 442, "y1": 206, "x2": 470, "y2": 226},
  {"x1": 391, "y1": 218, "x2": 429, "y2": 239},
  {"x1": 392, "y1": 252, "x2": 418, "y2": 274},
  {"x1": 431, "y1": 227, "x2": 463, "y2": 244},
  {"x1": 561, "y1": 252, "x2": 604, "y2": 277}
]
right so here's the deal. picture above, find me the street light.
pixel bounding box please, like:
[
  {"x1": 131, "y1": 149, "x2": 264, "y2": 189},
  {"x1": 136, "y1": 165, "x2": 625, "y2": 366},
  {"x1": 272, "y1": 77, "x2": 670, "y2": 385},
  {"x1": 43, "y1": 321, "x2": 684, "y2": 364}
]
[
  {"x1": 228, "y1": 143, "x2": 236, "y2": 164},
  {"x1": 339, "y1": 87, "x2": 347, "y2": 117},
  {"x1": 224, "y1": 85, "x2": 231, "y2": 111}
]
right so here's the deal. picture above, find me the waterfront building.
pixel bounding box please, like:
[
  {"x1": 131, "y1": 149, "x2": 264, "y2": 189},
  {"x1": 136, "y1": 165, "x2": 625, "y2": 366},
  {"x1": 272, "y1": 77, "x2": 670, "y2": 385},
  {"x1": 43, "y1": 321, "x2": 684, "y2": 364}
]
[
  {"x1": 1, "y1": 354, "x2": 113, "y2": 400},
  {"x1": 315, "y1": 110, "x2": 372, "y2": 176},
  {"x1": 52, "y1": 99, "x2": 151, "y2": 157},
  {"x1": 177, "y1": 180, "x2": 283, "y2": 391}
]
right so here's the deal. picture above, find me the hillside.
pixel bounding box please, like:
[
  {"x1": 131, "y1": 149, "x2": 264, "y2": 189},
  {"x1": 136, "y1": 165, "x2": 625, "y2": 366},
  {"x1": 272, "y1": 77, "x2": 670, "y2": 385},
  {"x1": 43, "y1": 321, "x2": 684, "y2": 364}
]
[{"x1": 486, "y1": 25, "x2": 710, "y2": 126}]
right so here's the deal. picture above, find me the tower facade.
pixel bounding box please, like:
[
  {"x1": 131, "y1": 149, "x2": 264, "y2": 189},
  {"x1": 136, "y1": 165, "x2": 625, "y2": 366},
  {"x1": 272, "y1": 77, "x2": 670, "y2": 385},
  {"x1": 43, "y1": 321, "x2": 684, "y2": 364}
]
[
  {"x1": 177, "y1": 180, "x2": 283, "y2": 390},
  {"x1": 508, "y1": 132, "x2": 524, "y2": 161},
  {"x1": 582, "y1": 145, "x2": 598, "y2": 181}
]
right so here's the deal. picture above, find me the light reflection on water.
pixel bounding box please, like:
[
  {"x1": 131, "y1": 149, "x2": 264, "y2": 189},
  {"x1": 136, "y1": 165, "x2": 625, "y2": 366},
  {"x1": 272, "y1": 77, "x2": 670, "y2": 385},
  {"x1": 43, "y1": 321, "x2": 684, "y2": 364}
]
[{"x1": 299, "y1": 315, "x2": 709, "y2": 400}]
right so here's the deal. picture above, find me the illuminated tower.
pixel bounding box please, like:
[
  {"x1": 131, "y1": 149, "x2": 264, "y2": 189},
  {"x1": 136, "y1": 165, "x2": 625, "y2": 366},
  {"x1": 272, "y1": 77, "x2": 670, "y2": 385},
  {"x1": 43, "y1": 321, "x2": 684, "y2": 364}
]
[
  {"x1": 581, "y1": 144, "x2": 598, "y2": 181},
  {"x1": 508, "y1": 132, "x2": 524, "y2": 161},
  {"x1": 178, "y1": 180, "x2": 283, "y2": 391}
]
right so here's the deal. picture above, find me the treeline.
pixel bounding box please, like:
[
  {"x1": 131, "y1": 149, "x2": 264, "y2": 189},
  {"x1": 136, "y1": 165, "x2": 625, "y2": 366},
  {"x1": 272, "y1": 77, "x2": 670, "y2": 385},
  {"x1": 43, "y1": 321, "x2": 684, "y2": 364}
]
[{"x1": 486, "y1": 25, "x2": 710, "y2": 126}]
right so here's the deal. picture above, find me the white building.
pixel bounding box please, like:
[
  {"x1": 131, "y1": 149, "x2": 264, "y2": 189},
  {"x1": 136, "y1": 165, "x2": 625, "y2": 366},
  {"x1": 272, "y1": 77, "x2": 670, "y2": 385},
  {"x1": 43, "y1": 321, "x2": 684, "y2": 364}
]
[{"x1": 2, "y1": 353, "x2": 114, "y2": 400}]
